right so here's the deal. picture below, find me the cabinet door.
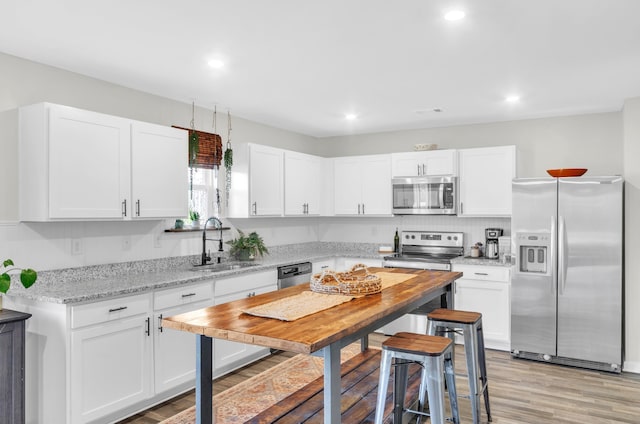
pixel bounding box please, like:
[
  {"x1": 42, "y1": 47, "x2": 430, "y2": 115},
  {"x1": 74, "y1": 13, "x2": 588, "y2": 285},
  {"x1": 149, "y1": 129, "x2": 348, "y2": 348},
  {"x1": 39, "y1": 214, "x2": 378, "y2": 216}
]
[
  {"x1": 360, "y1": 155, "x2": 392, "y2": 215},
  {"x1": 458, "y1": 146, "x2": 516, "y2": 216},
  {"x1": 249, "y1": 144, "x2": 283, "y2": 216},
  {"x1": 454, "y1": 278, "x2": 510, "y2": 351},
  {"x1": 333, "y1": 157, "x2": 362, "y2": 215},
  {"x1": 154, "y1": 299, "x2": 212, "y2": 394},
  {"x1": 391, "y1": 152, "x2": 422, "y2": 177},
  {"x1": 423, "y1": 150, "x2": 457, "y2": 176},
  {"x1": 341, "y1": 257, "x2": 382, "y2": 270},
  {"x1": 213, "y1": 285, "x2": 274, "y2": 376},
  {"x1": 49, "y1": 105, "x2": 130, "y2": 219},
  {"x1": 70, "y1": 315, "x2": 152, "y2": 424},
  {"x1": 131, "y1": 122, "x2": 188, "y2": 218},
  {"x1": 391, "y1": 150, "x2": 456, "y2": 177},
  {"x1": 312, "y1": 258, "x2": 336, "y2": 274},
  {"x1": 284, "y1": 151, "x2": 322, "y2": 216}
]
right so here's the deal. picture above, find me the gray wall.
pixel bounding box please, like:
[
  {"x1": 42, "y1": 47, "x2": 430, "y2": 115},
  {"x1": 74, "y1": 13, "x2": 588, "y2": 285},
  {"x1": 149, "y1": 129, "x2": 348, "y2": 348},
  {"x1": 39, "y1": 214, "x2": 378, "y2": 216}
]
[{"x1": 318, "y1": 112, "x2": 623, "y2": 178}]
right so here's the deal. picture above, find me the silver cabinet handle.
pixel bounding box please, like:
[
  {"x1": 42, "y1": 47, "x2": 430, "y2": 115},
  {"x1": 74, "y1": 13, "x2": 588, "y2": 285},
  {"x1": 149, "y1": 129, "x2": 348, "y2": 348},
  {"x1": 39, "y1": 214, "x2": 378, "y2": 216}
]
[
  {"x1": 362, "y1": 204, "x2": 365, "y2": 214},
  {"x1": 136, "y1": 199, "x2": 141, "y2": 217},
  {"x1": 145, "y1": 317, "x2": 151, "y2": 336},
  {"x1": 158, "y1": 314, "x2": 163, "y2": 333},
  {"x1": 108, "y1": 306, "x2": 127, "y2": 313},
  {"x1": 181, "y1": 293, "x2": 196, "y2": 298},
  {"x1": 357, "y1": 204, "x2": 361, "y2": 214},
  {"x1": 417, "y1": 164, "x2": 421, "y2": 176},
  {"x1": 252, "y1": 202, "x2": 257, "y2": 215},
  {"x1": 474, "y1": 272, "x2": 489, "y2": 276},
  {"x1": 422, "y1": 164, "x2": 426, "y2": 175},
  {"x1": 122, "y1": 199, "x2": 127, "y2": 217}
]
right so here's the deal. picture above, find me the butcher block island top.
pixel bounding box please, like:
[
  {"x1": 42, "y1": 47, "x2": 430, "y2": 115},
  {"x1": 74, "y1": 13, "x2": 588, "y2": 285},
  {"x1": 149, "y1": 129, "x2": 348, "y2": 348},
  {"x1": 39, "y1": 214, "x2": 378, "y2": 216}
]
[
  {"x1": 162, "y1": 268, "x2": 461, "y2": 424},
  {"x1": 162, "y1": 268, "x2": 461, "y2": 354}
]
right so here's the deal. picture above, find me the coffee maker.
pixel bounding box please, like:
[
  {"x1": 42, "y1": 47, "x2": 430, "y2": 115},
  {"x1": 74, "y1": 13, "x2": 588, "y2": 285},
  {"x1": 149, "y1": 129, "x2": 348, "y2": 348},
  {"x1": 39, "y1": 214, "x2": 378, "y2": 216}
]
[{"x1": 485, "y1": 228, "x2": 503, "y2": 259}]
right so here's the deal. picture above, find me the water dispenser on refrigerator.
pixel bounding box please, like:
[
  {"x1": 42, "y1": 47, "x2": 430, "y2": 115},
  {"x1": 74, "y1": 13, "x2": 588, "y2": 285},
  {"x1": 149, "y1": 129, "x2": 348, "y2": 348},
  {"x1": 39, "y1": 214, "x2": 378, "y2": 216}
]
[{"x1": 516, "y1": 232, "x2": 551, "y2": 275}]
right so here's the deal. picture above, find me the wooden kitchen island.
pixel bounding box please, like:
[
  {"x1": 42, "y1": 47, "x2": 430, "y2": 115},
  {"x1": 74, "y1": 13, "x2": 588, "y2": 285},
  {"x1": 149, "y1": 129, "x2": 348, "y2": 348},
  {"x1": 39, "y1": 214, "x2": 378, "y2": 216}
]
[{"x1": 162, "y1": 267, "x2": 462, "y2": 424}]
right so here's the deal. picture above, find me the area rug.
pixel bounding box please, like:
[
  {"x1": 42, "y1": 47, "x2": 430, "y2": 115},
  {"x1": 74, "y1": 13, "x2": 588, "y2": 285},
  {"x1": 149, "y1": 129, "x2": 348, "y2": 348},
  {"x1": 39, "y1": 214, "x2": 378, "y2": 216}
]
[{"x1": 160, "y1": 343, "x2": 362, "y2": 424}]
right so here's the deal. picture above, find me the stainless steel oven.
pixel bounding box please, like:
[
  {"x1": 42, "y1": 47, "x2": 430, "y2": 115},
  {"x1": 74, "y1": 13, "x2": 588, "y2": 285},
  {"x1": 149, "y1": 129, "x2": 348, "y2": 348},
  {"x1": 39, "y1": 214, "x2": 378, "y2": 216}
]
[{"x1": 380, "y1": 230, "x2": 464, "y2": 335}]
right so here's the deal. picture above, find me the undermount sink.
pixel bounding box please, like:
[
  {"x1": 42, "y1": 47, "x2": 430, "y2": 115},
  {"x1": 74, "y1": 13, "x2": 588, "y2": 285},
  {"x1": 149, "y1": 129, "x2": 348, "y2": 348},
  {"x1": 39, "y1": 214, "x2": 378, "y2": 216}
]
[{"x1": 191, "y1": 262, "x2": 259, "y2": 273}]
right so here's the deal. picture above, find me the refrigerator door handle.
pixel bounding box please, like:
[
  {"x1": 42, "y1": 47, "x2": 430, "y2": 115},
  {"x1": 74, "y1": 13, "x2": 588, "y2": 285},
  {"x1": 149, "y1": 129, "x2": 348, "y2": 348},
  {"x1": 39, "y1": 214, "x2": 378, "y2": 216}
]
[
  {"x1": 551, "y1": 215, "x2": 557, "y2": 296},
  {"x1": 558, "y1": 215, "x2": 567, "y2": 295}
]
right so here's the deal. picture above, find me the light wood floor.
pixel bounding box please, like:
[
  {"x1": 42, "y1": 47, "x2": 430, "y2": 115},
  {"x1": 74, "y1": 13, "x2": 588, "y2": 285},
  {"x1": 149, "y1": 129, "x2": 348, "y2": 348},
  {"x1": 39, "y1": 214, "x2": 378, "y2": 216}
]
[{"x1": 118, "y1": 334, "x2": 640, "y2": 423}]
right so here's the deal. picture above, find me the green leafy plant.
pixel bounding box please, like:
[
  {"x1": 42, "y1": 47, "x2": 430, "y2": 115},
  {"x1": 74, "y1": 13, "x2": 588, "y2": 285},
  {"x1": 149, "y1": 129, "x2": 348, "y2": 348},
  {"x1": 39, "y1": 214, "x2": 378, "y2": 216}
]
[
  {"x1": 1, "y1": 259, "x2": 37, "y2": 294},
  {"x1": 189, "y1": 210, "x2": 200, "y2": 221},
  {"x1": 226, "y1": 230, "x2": 268, "y2": 260}
]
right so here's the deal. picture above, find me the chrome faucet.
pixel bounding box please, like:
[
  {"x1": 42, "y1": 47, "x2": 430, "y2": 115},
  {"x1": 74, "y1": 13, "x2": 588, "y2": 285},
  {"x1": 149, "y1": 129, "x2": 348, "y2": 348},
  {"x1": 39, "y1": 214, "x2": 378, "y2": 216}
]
[{"x1": 202, "y1": 217, "x2": 224, "y2": 265}]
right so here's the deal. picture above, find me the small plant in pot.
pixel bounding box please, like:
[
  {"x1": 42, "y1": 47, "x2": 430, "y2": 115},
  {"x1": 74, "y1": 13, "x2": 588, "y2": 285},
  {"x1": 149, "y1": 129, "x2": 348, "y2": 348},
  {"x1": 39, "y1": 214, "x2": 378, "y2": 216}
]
[
  {"x1": 226, "y1": 230, "x2": 268, "y2": 261},
  {"x1": 189, "y1": 210, "x2": 201, "y2": 229},
  {"x1": 1, "y1": 259, "x2": 38, "y2": 309}
]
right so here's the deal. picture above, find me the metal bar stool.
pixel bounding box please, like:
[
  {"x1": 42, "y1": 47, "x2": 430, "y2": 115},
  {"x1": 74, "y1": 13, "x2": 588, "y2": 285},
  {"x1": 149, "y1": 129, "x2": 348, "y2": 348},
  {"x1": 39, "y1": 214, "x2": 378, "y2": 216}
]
[
  {"x1": 374, "y1": 332, "x2": 459, "y2": 424},
  {"x1": 427, "y1": 308, "x2": 492, "y2": 424}
]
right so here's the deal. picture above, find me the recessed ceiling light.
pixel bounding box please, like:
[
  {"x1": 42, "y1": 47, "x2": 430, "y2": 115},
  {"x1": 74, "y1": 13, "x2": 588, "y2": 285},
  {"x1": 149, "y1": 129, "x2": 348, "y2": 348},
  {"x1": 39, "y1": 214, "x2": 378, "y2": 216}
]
[
  {"x1": 444, "y1": 10, "x2": 466, "y2": 21},
  {"x1": 345, "y1": 114, "x2": 357, "y2": 120},
  {"x1": 505, "y1": 95, "x2": 521, "y2": 103},
  {"x1": 208, "y1": 59, "x2": 225, "y2": 69}
]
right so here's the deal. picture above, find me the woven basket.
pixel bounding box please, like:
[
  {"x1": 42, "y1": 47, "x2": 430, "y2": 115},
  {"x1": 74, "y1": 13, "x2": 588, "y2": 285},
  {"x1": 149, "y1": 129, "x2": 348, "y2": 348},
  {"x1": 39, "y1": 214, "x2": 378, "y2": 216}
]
[{"x1": 310, "y1": 263, "x2": 382, "y2": 296}]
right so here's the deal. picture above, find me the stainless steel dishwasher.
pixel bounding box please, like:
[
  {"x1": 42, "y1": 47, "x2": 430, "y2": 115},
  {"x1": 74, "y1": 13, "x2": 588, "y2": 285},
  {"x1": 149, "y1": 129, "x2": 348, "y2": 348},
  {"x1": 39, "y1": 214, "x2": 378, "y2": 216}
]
[{"x1": 277, "y1": 262, "x2": 312, "y2": 289}]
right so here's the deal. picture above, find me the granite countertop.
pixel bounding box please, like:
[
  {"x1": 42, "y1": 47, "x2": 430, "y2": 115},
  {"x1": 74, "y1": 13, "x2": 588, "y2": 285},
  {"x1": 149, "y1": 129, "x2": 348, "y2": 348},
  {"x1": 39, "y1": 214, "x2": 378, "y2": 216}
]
[
  {"x1": 3, "y1": 242, "x2": 386, "y2": 305},
  {"x1": 450, "y1": 256, "x2": 514, "y2": 268}
]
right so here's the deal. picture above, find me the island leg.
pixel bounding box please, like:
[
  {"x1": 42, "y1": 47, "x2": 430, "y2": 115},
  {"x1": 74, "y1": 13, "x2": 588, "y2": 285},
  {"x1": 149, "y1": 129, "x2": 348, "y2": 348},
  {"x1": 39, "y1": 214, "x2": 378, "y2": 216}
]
[
  {"x1": 196, "y1": 335, "x2": 213, "y2": 424},
  {"x1": 323, "y1": 343, "x2": 341, "y2": 423}
]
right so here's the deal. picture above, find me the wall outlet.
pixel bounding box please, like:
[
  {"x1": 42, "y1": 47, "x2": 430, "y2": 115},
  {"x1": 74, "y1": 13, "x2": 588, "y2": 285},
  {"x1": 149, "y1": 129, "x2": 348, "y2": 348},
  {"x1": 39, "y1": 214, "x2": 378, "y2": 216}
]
[
  {"x1": 122, "y1": 236, "x2": 132, "y2": 251},
  {"x1": 71, "y1": 238, "x2": 83, "y2": 255}
]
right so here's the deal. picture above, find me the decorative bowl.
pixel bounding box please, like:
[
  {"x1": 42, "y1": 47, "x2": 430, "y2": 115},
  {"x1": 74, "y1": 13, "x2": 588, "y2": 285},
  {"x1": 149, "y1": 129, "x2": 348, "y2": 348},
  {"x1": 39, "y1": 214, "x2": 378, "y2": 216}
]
[{"x1": 546, "y1": 168, "x2": 587, "y2": 177}]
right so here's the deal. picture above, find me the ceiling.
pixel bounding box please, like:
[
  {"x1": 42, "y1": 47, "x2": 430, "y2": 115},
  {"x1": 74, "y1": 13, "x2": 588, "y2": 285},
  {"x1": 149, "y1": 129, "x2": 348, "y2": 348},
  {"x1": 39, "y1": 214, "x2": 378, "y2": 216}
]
[{"x1": 2, "y1": 0, "x2": 640, "y2": 138}]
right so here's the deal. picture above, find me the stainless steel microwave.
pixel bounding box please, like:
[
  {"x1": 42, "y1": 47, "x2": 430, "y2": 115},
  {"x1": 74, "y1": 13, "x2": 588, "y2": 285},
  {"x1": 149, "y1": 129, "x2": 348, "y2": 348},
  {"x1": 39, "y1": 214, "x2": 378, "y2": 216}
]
[{"x1": 392, "y1": 175, "x2": 457, "y2": 215}]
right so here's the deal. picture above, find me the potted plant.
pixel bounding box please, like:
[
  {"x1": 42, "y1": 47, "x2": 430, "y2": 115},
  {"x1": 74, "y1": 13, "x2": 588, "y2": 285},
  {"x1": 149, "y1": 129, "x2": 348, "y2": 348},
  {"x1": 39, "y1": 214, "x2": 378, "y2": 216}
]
[
  {"x1": 226, "y1": 230, "x2": 268, "y2": 261},
  {"x1": 0, "y1": 259, "x2": 38, "y2": 310},
  {"x1": 189, "y1": 210, "x2": 201, "y2": 229}
]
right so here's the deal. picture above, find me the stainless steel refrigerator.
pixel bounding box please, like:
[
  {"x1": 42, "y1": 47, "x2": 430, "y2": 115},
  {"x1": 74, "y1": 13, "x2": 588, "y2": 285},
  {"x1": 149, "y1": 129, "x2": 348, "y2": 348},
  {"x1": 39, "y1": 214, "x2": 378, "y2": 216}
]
[{"x1": 511, "y1": 176, "x2": 623, "y2": 372}]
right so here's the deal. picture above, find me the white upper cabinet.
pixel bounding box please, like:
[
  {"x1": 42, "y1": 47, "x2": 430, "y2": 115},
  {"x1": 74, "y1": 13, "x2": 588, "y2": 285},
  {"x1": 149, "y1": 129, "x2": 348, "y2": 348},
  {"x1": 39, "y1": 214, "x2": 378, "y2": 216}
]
[
  {"x1": 458, "y1": 145, "x2": 516, "y2": 217},
  {"x1": 131, "y1": 122, "x2": 188, "y2": 218},
  {"x1": 19, "y1": 103, "x2": 188, "y2": 221},
  {"x1": 334, "y1": 154, "x2": 392, "y2": 216},
  {"x1": 249, "y1": 143, "x2": 284, "y2": 216},
  {"x1": 284, "y1": 150, "x2": 322, "y2": 216},
  {"x1": 391, "y1": 150, "x2": 457, "y2": 177}
]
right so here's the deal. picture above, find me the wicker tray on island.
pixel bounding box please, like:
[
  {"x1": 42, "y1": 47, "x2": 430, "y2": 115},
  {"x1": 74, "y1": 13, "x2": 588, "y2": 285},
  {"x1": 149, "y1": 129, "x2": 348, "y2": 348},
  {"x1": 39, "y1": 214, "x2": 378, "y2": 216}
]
[{"x1": 310, "y1": 264, "x2": 382, "y2": 296}]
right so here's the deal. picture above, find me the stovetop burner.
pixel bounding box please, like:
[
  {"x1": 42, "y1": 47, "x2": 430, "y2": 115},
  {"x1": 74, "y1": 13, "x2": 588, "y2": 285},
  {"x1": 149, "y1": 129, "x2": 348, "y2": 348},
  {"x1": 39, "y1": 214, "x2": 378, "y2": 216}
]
[{"x1": 383, "y1": 231, "x2": 464, "y2": 270}]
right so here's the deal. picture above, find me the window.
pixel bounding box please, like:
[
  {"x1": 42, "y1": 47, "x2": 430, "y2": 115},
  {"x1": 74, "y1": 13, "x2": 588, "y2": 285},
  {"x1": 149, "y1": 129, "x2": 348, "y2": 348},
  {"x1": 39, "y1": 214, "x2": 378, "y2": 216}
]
[{"x1": 189, "y1": 168, "x2": 219, "y2": 219}]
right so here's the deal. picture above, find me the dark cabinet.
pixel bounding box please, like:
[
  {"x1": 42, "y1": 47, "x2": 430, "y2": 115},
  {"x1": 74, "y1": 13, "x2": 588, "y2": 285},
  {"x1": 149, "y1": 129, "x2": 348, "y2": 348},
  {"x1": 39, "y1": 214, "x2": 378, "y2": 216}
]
[{"x1": 0, "y1": 309, "x2": 31, "y2": 424}]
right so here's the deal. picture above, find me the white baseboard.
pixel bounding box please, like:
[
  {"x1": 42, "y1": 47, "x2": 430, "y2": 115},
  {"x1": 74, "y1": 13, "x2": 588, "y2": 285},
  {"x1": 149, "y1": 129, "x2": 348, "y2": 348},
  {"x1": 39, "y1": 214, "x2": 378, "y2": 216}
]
[{"x1": 623, "y1": 360, "x2": 640, "y2": 374}]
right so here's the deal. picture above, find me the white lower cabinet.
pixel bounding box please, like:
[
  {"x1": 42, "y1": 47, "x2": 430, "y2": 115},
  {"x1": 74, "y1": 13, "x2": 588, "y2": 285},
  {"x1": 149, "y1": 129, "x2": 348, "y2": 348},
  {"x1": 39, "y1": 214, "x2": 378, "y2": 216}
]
[
  {"x1": 339, "y1": 257, "x2": 382, "y2": 270},
  {"x1": 213, "y1": 270, "x2": 277, "y2": 377},
  {"x1": 452, "y1": 264, "x2": 511, "y2": 351},
  {"x1": 70, "y1": 294, "x2": 153, "y2": 424},
  {"x1": 153, "y1": 281, "x2": 214, "y2": 394},
  {"x1": 312, "y1": 258, "x2": 336, "y2": 274}
]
